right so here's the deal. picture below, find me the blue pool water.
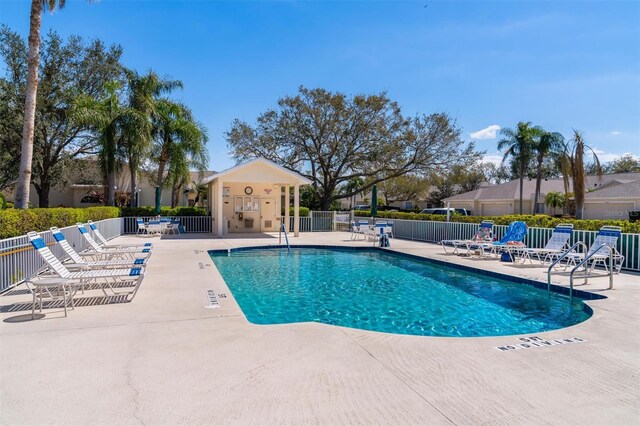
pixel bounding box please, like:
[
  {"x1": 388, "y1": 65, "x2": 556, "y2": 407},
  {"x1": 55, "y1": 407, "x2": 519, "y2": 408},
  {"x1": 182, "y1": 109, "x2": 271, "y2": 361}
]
[{"x1": 210, "y1": 248, "x2": 592, "y2": 337}]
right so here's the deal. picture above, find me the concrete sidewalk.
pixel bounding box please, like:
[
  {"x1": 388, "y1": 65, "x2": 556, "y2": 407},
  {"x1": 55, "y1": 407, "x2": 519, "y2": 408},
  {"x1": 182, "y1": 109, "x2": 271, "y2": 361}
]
[{"x1": 0, "y1": 232, "x2": 638, "y2": 425}]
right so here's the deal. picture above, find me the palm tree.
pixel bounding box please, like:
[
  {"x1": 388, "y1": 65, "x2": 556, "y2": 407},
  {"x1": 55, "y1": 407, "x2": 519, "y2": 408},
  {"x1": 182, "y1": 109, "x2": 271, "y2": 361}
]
[
  {"x1": 497, "y1": 122, "x2": 541, "y2": 214},
  {"x1": 123, "y1": 70, "x2": 182, "y2": 207},
  {"x1": 532, "y1": 130, "x2": 564, "y2": 215},
  {"x1": 544, "y1": 191, "x2": 565, "y2": 216},
  {"x1": 559, "y1": 130, "x2": 602, "y2": 219},
  {"x1": 344, "y1": 177, "x2": 364, "y2": 209},
  {"x1": 73, "y1": 81, "x2": 147, "y2": 206},
  {"x1": 15, "y1": 0, "x2": 66, "y2": 208},
  {"x1": 152, "y1": 100, "x2": 208, "y2": 208}
]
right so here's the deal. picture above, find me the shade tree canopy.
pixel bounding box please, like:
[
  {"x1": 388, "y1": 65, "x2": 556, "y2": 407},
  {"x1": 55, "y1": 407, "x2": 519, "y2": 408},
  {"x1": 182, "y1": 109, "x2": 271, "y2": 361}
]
[{"x1": 226, "y1": 87, "x2": 480, "y2": 210}]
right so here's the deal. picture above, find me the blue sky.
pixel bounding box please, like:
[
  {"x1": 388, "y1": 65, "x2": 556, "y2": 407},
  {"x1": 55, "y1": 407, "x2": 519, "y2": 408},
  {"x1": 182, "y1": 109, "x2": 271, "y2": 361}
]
[{"x1": 1, "y1": 0, "x2": 639, "y2": 171}]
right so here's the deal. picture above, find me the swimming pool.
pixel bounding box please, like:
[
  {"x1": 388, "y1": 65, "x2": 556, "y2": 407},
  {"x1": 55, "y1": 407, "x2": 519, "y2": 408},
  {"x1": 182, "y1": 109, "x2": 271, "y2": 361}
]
[{"x1": 210, "y1": 247, "x2": 594, "y2": 337}]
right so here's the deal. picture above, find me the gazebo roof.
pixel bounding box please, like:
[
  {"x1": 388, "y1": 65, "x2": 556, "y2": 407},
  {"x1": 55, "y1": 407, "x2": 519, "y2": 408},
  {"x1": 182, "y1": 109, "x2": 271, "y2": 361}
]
[{"x1": 202, "y1": 158, "x2": 312, "y2": 185}]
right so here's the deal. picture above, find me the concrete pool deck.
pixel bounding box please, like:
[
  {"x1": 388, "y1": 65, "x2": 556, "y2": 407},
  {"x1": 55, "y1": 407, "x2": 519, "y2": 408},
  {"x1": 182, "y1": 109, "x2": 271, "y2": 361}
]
[{"x1": 0, "y1": 232, "x2": 638, "y2": 425}]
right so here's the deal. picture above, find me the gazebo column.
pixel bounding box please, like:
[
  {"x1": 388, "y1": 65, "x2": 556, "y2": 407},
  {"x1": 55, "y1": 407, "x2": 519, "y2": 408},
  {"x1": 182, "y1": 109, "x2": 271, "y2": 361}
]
[
  {"x1": 216, "y1": 180, "x2": 224, "y2": 237},
  {"x1": 284, "y1": 185, "x2": 290, "y2": 233},
  {"x1": 209, "y1": 181, "x2": 214, "y2": 232},
  {"x1": 294, "y1": 184, "x2": 300, "y2": 237}
]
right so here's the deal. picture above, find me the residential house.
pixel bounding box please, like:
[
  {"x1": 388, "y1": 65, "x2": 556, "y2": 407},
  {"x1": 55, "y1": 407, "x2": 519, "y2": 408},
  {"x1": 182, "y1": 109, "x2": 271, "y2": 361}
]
[{"x1": 443, "y1": 173, "x2": 640, "y2": 219}]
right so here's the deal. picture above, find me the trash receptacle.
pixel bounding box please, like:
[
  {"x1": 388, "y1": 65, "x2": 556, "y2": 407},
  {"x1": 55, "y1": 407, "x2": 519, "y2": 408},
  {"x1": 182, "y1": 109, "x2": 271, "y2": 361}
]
[{"x1": 244, "y1": 218, "x2": 254, "y2": 228}]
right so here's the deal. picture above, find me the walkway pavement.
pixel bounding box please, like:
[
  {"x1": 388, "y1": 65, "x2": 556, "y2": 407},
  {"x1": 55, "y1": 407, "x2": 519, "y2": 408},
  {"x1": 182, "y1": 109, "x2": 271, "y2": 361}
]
[{"x1": 0, "y1": 232, "x2": 638, "y2": 425}]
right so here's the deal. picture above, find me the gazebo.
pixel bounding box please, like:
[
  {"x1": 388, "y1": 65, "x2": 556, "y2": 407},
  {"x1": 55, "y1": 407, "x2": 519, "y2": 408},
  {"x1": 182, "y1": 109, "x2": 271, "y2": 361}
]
[{"x1": 202, "y1": 158, "x2": 312, "y2": 237}]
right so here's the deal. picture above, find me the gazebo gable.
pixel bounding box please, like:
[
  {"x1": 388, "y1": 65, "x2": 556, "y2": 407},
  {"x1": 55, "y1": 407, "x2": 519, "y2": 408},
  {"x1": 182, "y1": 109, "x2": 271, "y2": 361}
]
[{"x1": 204, "y1": 158, "x2": 310, "y2": 185}]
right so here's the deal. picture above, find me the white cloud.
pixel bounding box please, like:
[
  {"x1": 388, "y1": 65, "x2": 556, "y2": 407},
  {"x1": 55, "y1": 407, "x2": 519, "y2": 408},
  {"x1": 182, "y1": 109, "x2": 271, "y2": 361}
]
[
  {"x1": 610, "y1": 131, "x2": 622, "y2": 136},
  {"x1": 470, "y1": 124, "x2": 501, "y2": 140},
  {"x1": 481, "y1": 153, "x2": 503, "y2": 165},
  {"x1": 592, "y1": 149, "x2": 639, "y2": 163}
]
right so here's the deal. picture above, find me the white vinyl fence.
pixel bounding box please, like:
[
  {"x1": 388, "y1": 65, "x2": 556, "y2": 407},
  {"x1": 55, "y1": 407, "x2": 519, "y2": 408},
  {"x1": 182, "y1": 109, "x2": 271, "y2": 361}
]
[{"x1": 362, "y1": 218, "x2": 640, "y2": 272}]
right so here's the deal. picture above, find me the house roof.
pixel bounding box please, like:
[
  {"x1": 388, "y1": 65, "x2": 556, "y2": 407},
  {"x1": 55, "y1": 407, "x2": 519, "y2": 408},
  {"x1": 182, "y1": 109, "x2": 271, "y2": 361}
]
[
  {"x1": 202, "y1": 158, "x2": 312, "y2": 185},
  {"x1": 585, "y1": 178, "x2": 640, "y2": 199},
  {"x1": 443, "y1": 172, "x2": 640, "y2": 202}
]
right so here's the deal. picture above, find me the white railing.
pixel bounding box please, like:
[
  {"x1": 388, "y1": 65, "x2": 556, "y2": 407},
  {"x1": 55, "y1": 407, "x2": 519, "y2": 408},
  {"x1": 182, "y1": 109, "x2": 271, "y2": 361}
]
[
  {"x1": 356, "y1": 217, "x2": 639, "y2": 272},
  {"x1": 287, "y1": 211, "x2": 336, "y2": 232},
  {"x1": 122, "y1": 216, "x2": 212, "y2": 234},
  {"x1": 0, "y1": 217, "x2": 123, "y2": 293}
]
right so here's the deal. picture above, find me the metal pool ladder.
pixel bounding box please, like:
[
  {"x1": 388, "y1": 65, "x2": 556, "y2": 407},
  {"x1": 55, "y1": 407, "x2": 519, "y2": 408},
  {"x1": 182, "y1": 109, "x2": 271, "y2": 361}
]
[
  {"x1": 547, "y1": 242, "x2": 614, "y2": 303},
  {"x1": 279, "y1": 221, "x2": 291, "y2": 253}
]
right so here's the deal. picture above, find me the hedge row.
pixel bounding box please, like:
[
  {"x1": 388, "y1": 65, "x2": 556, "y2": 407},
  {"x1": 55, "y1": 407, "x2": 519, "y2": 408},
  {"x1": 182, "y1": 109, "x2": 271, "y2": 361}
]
[
  {"x1": 0, "y1": 207, "x2": 121, "y2": 240},
  {"x1": 353, "y1": 211, "x2": 640, "y2": 234},
  {"x1": 120, "y1": 206, "x2": 208, "y2": 217},
  {"x1": 288, "y1": 207, "x2": 310, "y2": 217}
]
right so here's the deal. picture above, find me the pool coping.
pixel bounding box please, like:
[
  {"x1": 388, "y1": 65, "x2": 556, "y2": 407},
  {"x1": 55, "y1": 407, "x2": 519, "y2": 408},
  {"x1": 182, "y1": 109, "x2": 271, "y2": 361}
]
[{"x1": 208, "y1": 244, "x2": 607, "y2": 302}]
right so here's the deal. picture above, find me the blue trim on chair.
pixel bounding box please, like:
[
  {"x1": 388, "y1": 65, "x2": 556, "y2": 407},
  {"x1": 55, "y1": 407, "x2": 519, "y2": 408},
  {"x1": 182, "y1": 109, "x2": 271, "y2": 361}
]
[
  {"x1": 144, "y1": 243, "x2": 152, "y2": 247},
  {"x1": 78, "y1": 227, "x2": 88, "y2": 234},
  {"x1": 134, "y1": 258, "x2": 145, "y2": 265},
  {"x1": 31, "y1": 238, "x2": 46, "y2": 250},
  {"x1": 53, "y1": 233, "x2": 65, "y2": 242},
  {"x1": 129, "y1": 267, "x2": 142, "y2": 276},
  {"x1": 89, "y1": 223, "x2": 97, "y2": 230},
  {"x1": 142, "y1": 248, "x2": 151, "y2": 253}
]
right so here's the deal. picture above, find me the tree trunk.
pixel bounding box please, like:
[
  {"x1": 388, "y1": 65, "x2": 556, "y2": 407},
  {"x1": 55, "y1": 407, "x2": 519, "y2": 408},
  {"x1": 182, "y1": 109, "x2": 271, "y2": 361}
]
[
  {"x1": 107, "y1": 171, "x2": 116, "y2": 206},
  {"x1": 15, "y1": 0, "x2": 43, "y2": 209},
  {"x1": 37, "y1": 179, "x2": 51, "y2": 208},
  {"x1": 518, "y1": 157, "x2": 525, "y2": 215},
  {"x1": 574, "y1": 142, "x2": 585, "y2": 220},
  {"x1": 533, "y1": 156, "x2": 543, "y2": 215},
  {"x1": 129, "y1": 164, "x2": 137, "y2": 208},
  {"x1": 170, "y1": 186, "x2": 177, "y2": 208}
]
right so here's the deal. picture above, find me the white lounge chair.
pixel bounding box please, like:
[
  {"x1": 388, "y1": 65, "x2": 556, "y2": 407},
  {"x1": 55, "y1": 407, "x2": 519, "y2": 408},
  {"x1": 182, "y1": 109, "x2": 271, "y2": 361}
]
[
  {"x1": 510, "y1": 223, "x2": 574, "y2": 264},
  {"x1": 50, "y1": 227, "x2": 147, "y2": 268},
  {"x1": 565, "y1": 226, "x2": 625, "y2": 273},
  {"x1": 441, "y1": 220, "x2": 494, "y2": 254},
  {"x1": 87, "y1": 220, "x2": 153, "y2": 249},
  {"x1": 28, "y1": 232, "x2": 146, "y2": 300},
  {"x1": 77, "y1": 223, "x2": 152, "y2": 259}
]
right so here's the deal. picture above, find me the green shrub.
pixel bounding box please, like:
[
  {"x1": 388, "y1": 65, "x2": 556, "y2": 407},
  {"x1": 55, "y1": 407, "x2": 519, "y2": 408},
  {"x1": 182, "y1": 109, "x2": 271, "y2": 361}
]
[
  {"x1": 0, "y1": 193, "x2": 5, "y2": 209},
  {"x1": 288, "y1": 206, "x2": 310, "y2": 217},
  {"x1": 353, "y1": 211, "x2": 640, "y2": 234},
  {"x1": 0, "y1": 207, "x2": 121, "y2": 239},
  {"x1": 120, "y1": 206, "x2": 208, "y2": 217}
]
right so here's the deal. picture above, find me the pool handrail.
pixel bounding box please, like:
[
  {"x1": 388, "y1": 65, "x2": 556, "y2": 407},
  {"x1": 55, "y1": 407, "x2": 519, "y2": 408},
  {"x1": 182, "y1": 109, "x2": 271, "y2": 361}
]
[
  {"x1": 547, "y1": 241, "x2": 587, "y2": 300},
  {"x1": 569, "y1": 243, "x2": 614, "y2": 302},
  {"x1": 279, "y1": 222, "x2": 291, "y2": 253}
]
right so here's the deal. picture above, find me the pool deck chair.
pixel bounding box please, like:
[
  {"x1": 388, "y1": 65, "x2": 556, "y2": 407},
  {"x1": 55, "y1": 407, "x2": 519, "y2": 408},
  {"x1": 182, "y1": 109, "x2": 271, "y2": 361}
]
[
  {"x1": 51, "y1": 227, "x2": 148, "y2": 268},
  {"x1": 510, "y1": 223, "x2": 574, "y2": 264},
  {"x1": 565, "y1": 226, "x2": 625, "y2": 274},
  {"x1": 467, "y1": 221, "x2": 528, "y2": 259},
  {"x1": 350, "y1": 220, "x2": 370, "y2": 240},
  {"x1": 136, "y1": 218, "x2": 149, "y2": 234},
  {"x1": 28, "y1": 232, "x2": 146, "y2": 301},
  {"x1": 87, "y1": 220, "x2": 153, "y2": 249},
  {"x1": 77, "y1": 223, "x2": 152, "y2": 259},
  {"x1": 441, "y1": 220, "x2": 494, "y2": 254}
]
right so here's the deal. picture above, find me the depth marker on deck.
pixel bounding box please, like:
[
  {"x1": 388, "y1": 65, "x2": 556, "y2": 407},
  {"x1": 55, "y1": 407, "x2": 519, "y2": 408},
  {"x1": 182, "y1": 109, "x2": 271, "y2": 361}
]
[
  {"x1": 205, "y1": 290, "x2": 220, "y2": 309},
  {"x1": 496, "y1": 336, "x2": 586, "y2": 351}
]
